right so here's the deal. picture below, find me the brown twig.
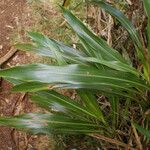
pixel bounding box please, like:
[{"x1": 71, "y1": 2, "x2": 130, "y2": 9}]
[
  {"x1": 90, "y1": 134, "x2": 137, "y2": 150},
  {"x1": 126, "y1": 128, "x2": 133, "y2": 150},
  {"x1": 59, "y1": 20, "x2": 67, "y2": 27},
  {"x1": 0, "y1": 47, "x2": 17, "y2": 65},
  {"x1": 126, "y1": 0, "x2": 132, "y2": 5},
  {"x1": 107, "y1": 14, "x2": 114, "y2": 46},
  {"x1": 12, "y1": 93, "x2": 26, "y2": 115},
  {"x1": 132, "y1": 123, "x2": 143, "y2": 150}
]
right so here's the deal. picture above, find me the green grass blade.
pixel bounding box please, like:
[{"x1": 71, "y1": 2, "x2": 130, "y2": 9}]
[
  {"x1": 15, "y1": 43, "x2": 53, "y2": 57},
  {"x1": 31, "y1": 90, "x2": 105, "y2": 121},
  {"x1": 91, "y1": 0, "x2": 144, "y2": 61},
  {"x1": 12, "y1": 81, "x2": 136, "y2": 99},
  {"x1": 16, "y1": 41, "x2": 139, "y2": 75},
  {"x1": 28, "y1": 32, "x2": 66, "y2": 65},
  {"x1": 0, "y1": 113, "x2": 101, "y2": 134},
  {"x1": 12, "y1": 82, "x2": 50, "y2": 92},
  {"x1": 144, "y1": 0, "x2": 150, "y2": 55},
  {"x1": 28, "y1": 32, "x2": 85, "y2": 57},
  {"x1": 144, "y1": 0, "x2": 150, "y2": 17},
  {"x1": 16, "y1": 32, "x2": 139, "y2": 75},
  {"x1": 62, "y1": 7, "x2": 127, "y2": 63},
  {"x1": 5, "y1": 77, "x2": 24, "y2": 85},
  {"x1": 110, "y1": 97, "x2": 119, "y2": 129},
  {"x1": 0, "y1": 64, "x2": 149, "y2": 96},
  {"x1": 16, "y1": 33, "x2": 89, "y2": 65},
  {"x1": 78, "y1": 90, "x2": 105, "y2": 123},
  {"x1": 82, "y1": 57, "x2": 139, "y2": 76}
]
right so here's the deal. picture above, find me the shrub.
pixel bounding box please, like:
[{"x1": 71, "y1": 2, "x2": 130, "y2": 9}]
[{"x1": 0, "y1": 0, "x2": 150, "y2": 148}]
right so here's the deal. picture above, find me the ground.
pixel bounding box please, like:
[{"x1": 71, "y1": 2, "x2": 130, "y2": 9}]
[{"x1": 0, "y1": 0, "x2": 55, "y2": 149}]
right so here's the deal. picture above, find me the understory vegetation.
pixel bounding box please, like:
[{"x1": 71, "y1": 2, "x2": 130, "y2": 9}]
[{"x1": 0, "y1": 0, "x2": 150, "y2": 149}]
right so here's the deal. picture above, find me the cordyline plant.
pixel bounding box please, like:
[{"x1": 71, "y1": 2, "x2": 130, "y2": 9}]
[{"x1": 0, "y1": 0, "x2": 150, "y2": 148}]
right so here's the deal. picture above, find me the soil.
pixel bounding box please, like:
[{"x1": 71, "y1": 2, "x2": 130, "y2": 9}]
[{"x1": 0, "y1": 0, "x2": 54, "y2": 150}]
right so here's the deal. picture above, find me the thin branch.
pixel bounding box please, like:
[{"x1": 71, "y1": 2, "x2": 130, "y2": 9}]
[
  {"x1": 132, "y1": 123, "x2": 143, "y2": 150},
  {"x1": 90, "y1": 134, "x2": 137, "y2": 150},
  {"x1": 0, "y1": 47, "x2": 17, "y2": 65}
]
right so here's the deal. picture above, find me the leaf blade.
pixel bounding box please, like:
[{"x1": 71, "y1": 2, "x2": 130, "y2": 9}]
[
  {"x1": 143, "y1": 0, "x2": 150, "y2": 55},
  {"x1": 62, "y1": 7, "x2": 127, "y2": 64},
  {"x1": 0, "y1": 113, "x2": 101, "y2": 134},
  {"x1": 0, "y1": 64, "x2": 149, "y2": 97},
  {"x1": 91, "y1": 0, "x2": 143, "y2": 56},
  {"x1": 31, "y1": 90, "x2": 104, "y2": 121},
  {"x1": 78, "y1": 90, "x2": 105, "y2": 123}
]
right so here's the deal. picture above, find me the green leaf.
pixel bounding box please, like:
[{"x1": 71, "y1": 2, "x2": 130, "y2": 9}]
[
  {"x1": 110, "y1": 97, "x2": 119, "y2": 129},
  {"x1": 12, "y1": 81, "x2": 136, "y2": 100},
  {"x1": 28, "y1": 32, "x2": 66, "y2": 65},
  {"x1": 143, "y1": 0, "x2": 150, "y2": 55},
  {"x1": 15, "y1": 43, "x2": 53, "y2": 57},
  {"x1": 54, "y1": 40, "x2": 85, "y2": 57},
  {"x1": 133, "y1": 123, "x2": 150, "y2": 139},
  {"x1": 0, "y1": 113, "x2": 101, "y2": 134},
  {"x1": 16, "y1": 40, "x2": 84, "y2": 59},
  {"x1": 144, "y1": 0, "x2": 150, "y2": 17},
  {"x1": 17, "y1": 32, "x2": 139, "y2": 75},
  {"x1": 78, "y1": 90, "x2": 105, "y2": 123},
  {"x1": 82, "y1": 57, "x2": 139, "y2": 76},
  {"x1": 0, "y1": 64, "x2": 149, "y2": 97},
  {"x1": 16, "y1": 32, "x2": 88, "y2": 65},
  {"x1": 12, "y1": 82, "x2": 50, "y2": 92},
  {"x1": 31, "y1": 90, "x2": 105, "y2": 122},
  {"x1": 91, "y1": 0, "x2": 144, "y2": 58},
  {"x1": 28, "y1": 32, "x2": 85, "y2": 57},
  {"x1": 5, "y1": 77, "x2": 24, "y2": 85},
  {"x1": 62, "y1": 7, "x2": 127, "y2": 64}
]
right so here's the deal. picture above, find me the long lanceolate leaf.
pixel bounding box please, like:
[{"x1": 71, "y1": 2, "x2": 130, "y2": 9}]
[
  {"x1": 15, "y1": 43, "x2": 53, "y2": 57},
  {"x1": 28, "y1": 32, "x2": 85, "y2": 58},
  {"x1": 144, "y1": 0, "x2": 150, "y2": 56},
  {"x1": 0, "y1": 64, "x2": 149, "y2": 97},
  {"x1": 12, "y1": 82, "x2": 136, "y2": 100},
  {"x1": 0, "y1": 113, "x2": 101, "y2": 134},
  {"x1": 29, "y1": 32, "x2": 66, "y2": 65},
  {"x1": 12, "y1": 82, "x2": 50, "y2": 92},
  {"x1": 62, "y1": 7, "x2": 127, "y2": 64},
  {"x1": 91, "y1": 0, "x2": 144, "y2": 59},
  {"x1": 31, "y1": 90, "x2": 105, "y2": 122},
  {"x1": 77, "y1": 90, "x2": 104, "y2": 122},
  {"x1": 82, "y1": 57, "x2": 139, "y2": 76},
  {"x1": 16, "y1": 32, "x2": 88, "y2": 66},
  {"x1": 16, "y1": 32, "x2": 139, "y2": 75}
]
